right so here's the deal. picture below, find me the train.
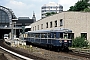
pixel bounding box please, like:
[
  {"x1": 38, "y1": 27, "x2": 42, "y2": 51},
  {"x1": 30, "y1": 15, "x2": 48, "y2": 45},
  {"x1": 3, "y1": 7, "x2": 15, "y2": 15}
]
[
  {"x1": 4, "y1": 34, "x2": 9, "y2": 41},
  {"x1": 23, "y1": 28, "x2": 73, "y2": 51}
]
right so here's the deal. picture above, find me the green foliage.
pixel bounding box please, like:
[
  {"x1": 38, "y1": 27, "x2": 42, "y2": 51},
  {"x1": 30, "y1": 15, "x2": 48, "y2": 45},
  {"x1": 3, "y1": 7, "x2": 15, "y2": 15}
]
[
  {"x1": 68, "y1": 0, "x2": 90, "y2": 11},
  {"x1": 45, "y1": 12, "x2": 57, "y2": 17},
  {"x1": 72, "y1": 36, "x2": 88, "y2": 48},
  {"x1": 84, "y1": 8, "x2": 90, "y2": 12},
  {"x1": 45, "y1": 12, "x2": 51, "y2": 16},
  {"x1": 83, "y1": 0, "x2": 89, "y2": 2},
  {"x1": 69, "y1": 6, "x2": 75, "y2": 11}
]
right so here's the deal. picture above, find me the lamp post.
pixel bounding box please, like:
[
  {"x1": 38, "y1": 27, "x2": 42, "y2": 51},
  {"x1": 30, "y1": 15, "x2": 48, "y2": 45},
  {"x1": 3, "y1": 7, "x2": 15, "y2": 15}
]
[
  {"x1": 11, "y1": 23, "x2": 14, "y2": 40},
  {"x1": 22, "y1": 26, "x2": 25, "y2": 45},
  {"x1": 22, "y1": 26, "x2": 25, "y2": 40},
  {"x1": 14, "y1": 22, "x2": 16, "y2": 38}
]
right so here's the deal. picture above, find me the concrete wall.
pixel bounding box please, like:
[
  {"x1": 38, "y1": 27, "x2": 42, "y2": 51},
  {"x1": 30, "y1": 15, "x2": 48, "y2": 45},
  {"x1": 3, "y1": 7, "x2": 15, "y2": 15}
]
[{"x1": 30, "y1": 11, "x2": 90, "y2": 42}]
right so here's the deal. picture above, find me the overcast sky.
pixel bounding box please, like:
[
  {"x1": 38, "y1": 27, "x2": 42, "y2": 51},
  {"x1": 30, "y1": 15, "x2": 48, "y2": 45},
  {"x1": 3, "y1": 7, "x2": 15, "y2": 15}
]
[{"x1": 0, "y1": 0, "x2": 78, "y2": 20}]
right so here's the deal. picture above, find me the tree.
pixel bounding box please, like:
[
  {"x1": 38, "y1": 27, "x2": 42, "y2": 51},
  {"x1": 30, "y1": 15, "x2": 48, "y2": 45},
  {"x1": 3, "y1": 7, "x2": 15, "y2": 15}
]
[
  {"x1": 72, "y1": 36, "x2": 88, "y2": 48},
  {"x1": 45, "y1": 12, "x2": 51, "y2": 16},
  {"x1": 83, "y1": 0, "x2": 89, "y2": 2},
  {"x1": 51, "y1": 12, "x2": 56, "y2": 15},
  {"x1": 69, "y1": 6, "x2": 75, "y2": 11},
  {"x1": 68, "y1": 0, "x2": 90, "y2": 11},
  {"x1": 45, "y1": 12, "x2": 57, "y2": 17},
  {"x1": 84, "y1": 8, "x2": 90, "y2": 12}
]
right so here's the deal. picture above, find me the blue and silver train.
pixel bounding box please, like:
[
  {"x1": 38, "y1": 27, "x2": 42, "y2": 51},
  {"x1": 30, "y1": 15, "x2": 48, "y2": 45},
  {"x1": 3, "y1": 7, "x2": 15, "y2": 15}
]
[{"x1": 24, "y1": 29, "x2": 72, "y2": 51}]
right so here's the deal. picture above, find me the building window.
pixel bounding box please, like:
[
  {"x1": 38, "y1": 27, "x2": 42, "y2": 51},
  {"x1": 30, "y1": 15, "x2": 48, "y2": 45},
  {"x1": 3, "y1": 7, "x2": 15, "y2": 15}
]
[
  {"x1": 50, "y1": 21, "x2": 52, "y2": 28},
  {"x1": 38, "y1": 25, "x2": 39, "y2": 30},
  {"x1": 81, "y1": 33, "x2": 87, "y2": 40},
  {"x1": 41, "y1": 24, "x2": 43, "y2": 29},
  {"x1": 0, "y1": 10, "x2": 9, "y2": 27},
  {"x1": 60, "y1": 19, "x2": 63, "y2": 26},
  {"x1": 46, "y1": 22, "x2": 48, "y2": 28},
  {"x1": 33, "y1": 27, "x2": 34, "y2": 31},
  {"x1": 35, "y1": 26, "x2": 36, "y2": 30},
  {"x1": 55, "y1": 20, "x2": 57, "y2": 27}
]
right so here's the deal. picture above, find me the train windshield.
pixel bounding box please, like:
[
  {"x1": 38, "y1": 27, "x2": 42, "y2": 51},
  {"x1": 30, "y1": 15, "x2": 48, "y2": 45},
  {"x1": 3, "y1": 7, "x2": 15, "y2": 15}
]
[{"x1": 64, "y1": 33, "x2": 68, "y2": 39}]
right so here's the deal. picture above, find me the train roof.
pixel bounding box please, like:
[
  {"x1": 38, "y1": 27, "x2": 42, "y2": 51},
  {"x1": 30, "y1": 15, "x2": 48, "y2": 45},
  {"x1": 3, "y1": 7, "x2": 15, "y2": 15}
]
[
  {"x1": 27, "y1": 29, "x2": 72, "y2": 33},
  {"x1": 28, "y1": 30, "x2": 50, "y2": 33}
]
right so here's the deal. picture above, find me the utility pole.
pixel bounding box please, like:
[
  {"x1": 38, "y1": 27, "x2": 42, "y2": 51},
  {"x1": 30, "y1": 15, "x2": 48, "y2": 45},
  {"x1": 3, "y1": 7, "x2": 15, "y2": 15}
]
[
  {"x1": 22, "y1": 25, "x2": 25, "y2": 45},
  {"x1": 11, "y1": 19, "x2": 18, "y2": 40},
  {"x1": 11, "y1": 22, "x2": 14, "y2": 40}
]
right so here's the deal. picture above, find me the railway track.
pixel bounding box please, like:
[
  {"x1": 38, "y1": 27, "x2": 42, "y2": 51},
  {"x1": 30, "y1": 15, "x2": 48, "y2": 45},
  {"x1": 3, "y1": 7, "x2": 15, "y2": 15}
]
[
  {"x1": 68, "y1": 50, "x2": 90, "y2": 59},
  {"x1": 32, "y1": 42, "x2": 90, "y2": 59},
  {"x1": 29, "y1": 42, "x2": 90, "y2": 59},
  {"x1": 0, "y1": 39, "x2": 90, "y2": 60},
  {"x1": 0, "y1": 39, "x2": 46, "y2": 60}
]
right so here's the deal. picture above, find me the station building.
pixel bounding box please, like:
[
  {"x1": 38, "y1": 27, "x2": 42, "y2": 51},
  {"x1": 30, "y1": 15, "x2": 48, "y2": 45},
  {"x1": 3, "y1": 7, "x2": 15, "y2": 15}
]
[
  {"x1": 30, "y1": 11, "x2": 90, "y2": 42},
  {"x1": 0, "y1": 6, "x2": 35, "y2": 39}
]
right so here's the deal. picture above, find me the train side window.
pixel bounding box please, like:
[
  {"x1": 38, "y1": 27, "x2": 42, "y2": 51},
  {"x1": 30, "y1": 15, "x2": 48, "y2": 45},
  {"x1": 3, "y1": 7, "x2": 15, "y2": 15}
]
[
  {"x1": 28, "y1": 33, "x2": 30, "y2": 37},
  {"x1": 60, "y1": 33, "x2": 63, "y2": 38},
  {"x1": 54, "y1": 33, "x2": 56, "y2": 38},
  {"x1": 48, "y1": 33, "x2": 50, "y2": 38},
  {"x1": 41, "y1": 34, "x2": 44, "y2": 38},
  {"x1": 31, "y1": 34, "x2": 34, "y2": 37},
  {"x1": 35, "y1": 34, "x2": 39, "y2": 38},
  {"x1": 44, "y1": 34, "x2": 47, "y2": 38}
]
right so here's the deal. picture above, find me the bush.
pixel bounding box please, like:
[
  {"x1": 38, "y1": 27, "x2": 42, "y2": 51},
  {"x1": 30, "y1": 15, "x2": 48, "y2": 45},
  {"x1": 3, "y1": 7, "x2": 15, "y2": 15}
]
[{"x1": 72, "y1": 36, "x2": 88, "y2": 48}]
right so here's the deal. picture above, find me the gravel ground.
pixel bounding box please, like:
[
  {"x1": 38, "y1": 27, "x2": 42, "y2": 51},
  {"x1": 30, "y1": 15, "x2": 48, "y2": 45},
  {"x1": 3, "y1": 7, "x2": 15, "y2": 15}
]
[
  {"x1": 0, "y1": 40, "x2": 46, "y2": 60},
  {"x1": 0, "y1": 48, "x2": 23, "y2": 60},
  {"x1": 9, "y1": 45, "x2": 90, "y2": 60},
  {"x1": 0, "y1": 52, "x2": 8, "y2": 60},
  {"x1": 1, "y1": 39, "x2": 90, "y2": 60}
]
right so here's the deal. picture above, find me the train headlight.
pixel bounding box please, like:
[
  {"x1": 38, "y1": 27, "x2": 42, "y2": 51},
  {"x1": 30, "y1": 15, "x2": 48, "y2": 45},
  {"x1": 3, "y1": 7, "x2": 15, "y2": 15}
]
[{"x1": 64, "y1": 40, "x2": 67, "y2": 42}]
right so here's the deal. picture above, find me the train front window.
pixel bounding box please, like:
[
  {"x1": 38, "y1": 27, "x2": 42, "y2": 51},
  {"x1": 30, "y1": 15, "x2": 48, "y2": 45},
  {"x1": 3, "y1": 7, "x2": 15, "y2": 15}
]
[{"x1": 64, "y1": 33, "x2": 68, "y2": 39}]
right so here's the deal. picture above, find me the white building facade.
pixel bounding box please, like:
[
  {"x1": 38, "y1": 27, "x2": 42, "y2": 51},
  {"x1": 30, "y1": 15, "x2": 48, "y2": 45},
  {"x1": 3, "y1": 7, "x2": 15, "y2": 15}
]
[
  {"x1": 31, "y1": 11, "x2": 90, "y2": 42},
  {"x1": 41, "y1": 2, "x2": 63, "y2": 19}
]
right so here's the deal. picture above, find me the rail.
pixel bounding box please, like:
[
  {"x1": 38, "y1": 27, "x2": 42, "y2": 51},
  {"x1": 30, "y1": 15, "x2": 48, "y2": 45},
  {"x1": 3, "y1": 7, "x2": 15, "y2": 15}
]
[{"x1": 69, "y1": 47, "x2": 90, "y2": 59}]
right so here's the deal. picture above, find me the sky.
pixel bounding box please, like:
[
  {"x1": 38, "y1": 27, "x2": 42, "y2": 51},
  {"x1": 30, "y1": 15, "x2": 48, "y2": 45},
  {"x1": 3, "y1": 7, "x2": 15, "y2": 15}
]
[{"x1": 0, "y1": 0, "x2": 79, "y2": 20}]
